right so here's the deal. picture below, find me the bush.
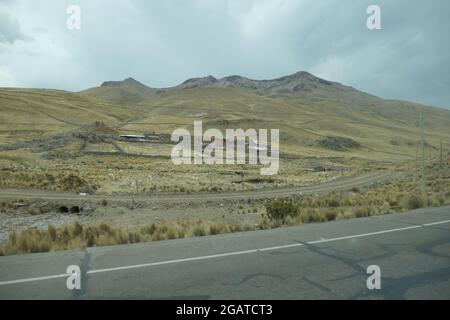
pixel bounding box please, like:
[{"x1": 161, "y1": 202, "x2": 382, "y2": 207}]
[
  {"x1": 72, "y1": 222, "x2": 83, "y2": 237},
  {"x1": 192, "y1": 226, "x2": 207, "y2": 237},
  {"x1": 325, "y1": 210, "x2": 338, "y2": 221},
  {"x1": 354, "y1": 207, "x2": 369, "y2": 218},
  {"x1": 430, "y1": 194, "x2": 445, "y2": 207},
  {"x1": 406, "y1": 194, "x2": 425, "y2": 210},
  {"x1": 209, "y1": 223, "x2": 229, "y2": 235},
  {"x1": 265, "y1": 200, "x2": 297, "y2": 222},
  {"x1": 300, "y1": 209, "x2": 318, "y2": 223},
  {"x1": 327, "y1": 197, "x2": 341, "y2": 208}
]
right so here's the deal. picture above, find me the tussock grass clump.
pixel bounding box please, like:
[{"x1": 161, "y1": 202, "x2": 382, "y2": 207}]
[
  {"x1": 209, "y1": 223, "x2": 230, "y2": 235},
  {"x1": 353, "y1": 206, "x2": 371, "y2": 218},
  {"x1": 404, "y1": 194, "x2": 425, "y2": 210},
  {"x1": 0, "y1": 218, "x2": 253, "y2": 256},
  {"x1": 325, "y1": 209, "x2": 338, "y2": 221}
]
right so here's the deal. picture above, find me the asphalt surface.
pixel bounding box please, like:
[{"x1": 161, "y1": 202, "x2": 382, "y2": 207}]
[
  {"x1": 0, "y1": 170, "x2": 398, "y2": 204},
  {"x1": 0, "y1": 206, "x2": 449, "y2": 300}
]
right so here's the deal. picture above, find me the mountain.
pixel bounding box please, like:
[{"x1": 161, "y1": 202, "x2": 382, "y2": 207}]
[
  {"x1": 80, "y1": 71, "x2": 450, "y2": 161},
  {"x1": 2, "y1": 71, "x2": 450, "y2": 162},
  {"x1": 81, "y1": 71, "x2": 372, "y2": 101},
  {"x1": 82, "y1": 77, "x2": 157, "y2": 104},
  {"x1": 175, "y1": 71, "x2": 352, "y2": 94}
]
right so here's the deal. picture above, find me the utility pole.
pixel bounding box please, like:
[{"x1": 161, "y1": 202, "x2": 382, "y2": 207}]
[
  {"x1": 420, "y1": 111, "x2": 426, "y2": 195},
  {"x1": 440, "y1": 141, "x2": 443, "y2": 168},
  {"x1": 415, "y1": 143, "x2": 418, "y2": 161}
]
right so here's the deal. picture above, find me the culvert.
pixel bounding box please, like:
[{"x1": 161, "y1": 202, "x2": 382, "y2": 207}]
[
  {"x1": 58, "y1": 206, "x2": 69, "y2": 213},
  {"x1": 70, "y1": 206, "x2": 80, "y2": 214}
]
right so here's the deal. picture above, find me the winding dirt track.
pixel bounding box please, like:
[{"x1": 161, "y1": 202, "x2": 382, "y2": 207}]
[{"x1": 0, "y1": 171, "x2": 399, "y2": 204}]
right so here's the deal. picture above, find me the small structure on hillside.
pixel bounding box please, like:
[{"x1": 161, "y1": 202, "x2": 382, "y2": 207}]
[
  {"x1": 119, "y1": 133, "x2": 162, "y2": 143},
  {"x1": 120, "y1": 134, "x2": 147, "y2": 142}
]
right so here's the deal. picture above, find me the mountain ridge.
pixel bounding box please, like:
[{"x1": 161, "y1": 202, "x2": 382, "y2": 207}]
[
  {"x1": 81, "y1": 71, "x2": 379, "y2": 104},
  {"x1": 88, "y1": 71, "x2": 347, "y2": 91}
]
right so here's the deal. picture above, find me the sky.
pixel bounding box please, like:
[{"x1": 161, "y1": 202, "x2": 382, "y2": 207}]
[{"x1": 1, "y1": 0, "x2": 449, "y2": 108}]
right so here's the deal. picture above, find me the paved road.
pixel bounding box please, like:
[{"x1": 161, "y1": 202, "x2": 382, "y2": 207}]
[
  {"x1": 0, "y1": 170, "x2": 398, "y2": 204},
  {"x1": 0, "y1": 206, "x2": 449, "y2": 299}
]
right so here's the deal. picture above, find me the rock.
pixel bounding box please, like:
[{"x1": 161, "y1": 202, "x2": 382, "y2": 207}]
[
  {"x1": 317, "y1": 136, "x2": 361, "y2": 151},
  {"x1": 39, "y1": 202, "x2": 53, "y2": 213},
  {"x1": 79, "y1": 185, "x2": 95, "y2": 195},
  {"x1": 82, "y1": 206, "x2": 95, "y2": 214}
]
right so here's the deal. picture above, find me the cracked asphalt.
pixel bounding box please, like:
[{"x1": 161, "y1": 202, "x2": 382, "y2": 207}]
[{"x1": 0, "y1": 206, "x2": 449, "y2": 300}]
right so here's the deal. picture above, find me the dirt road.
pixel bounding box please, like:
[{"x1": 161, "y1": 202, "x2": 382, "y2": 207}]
[{"x1": 0, "y1": 170, "x2": 399, "y2": 204}]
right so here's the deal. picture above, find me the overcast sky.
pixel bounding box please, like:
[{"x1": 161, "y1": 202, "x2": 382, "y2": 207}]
[{"x1": 1, "y1": 0, "x2": 449, "y2": 108}]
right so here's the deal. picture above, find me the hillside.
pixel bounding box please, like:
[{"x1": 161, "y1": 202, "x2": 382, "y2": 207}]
[
  {"x1": 1, "y1": 71, "x2": 449, "y2": 163},
  {"x1": 0, "y1": 88, "x2": 144, "y2": 145},
  {"x1": 81, "y1": 71, "x2": 450, "y2": 161}
]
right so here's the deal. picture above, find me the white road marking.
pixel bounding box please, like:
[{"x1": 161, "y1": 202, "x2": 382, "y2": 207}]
[
  {"x1": 88, "y1": 249, "x2": 261, "y2": 274},
  {"x1": 0, "y1": 274, "x2": 67, "y2": 286},
  {"x1": 307, "y1": 225, "x2": 422, "y2": 244},
  {"x1": 423, "y1": 219, "x2": 450, "y2": 227},
  {"x1": 1, "y1": 218, "x2": 449, "y2": 286}
]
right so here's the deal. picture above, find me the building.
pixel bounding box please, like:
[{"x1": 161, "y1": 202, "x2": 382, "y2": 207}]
[{"x1": 120, "y1": 135, "x2": 147, "y2": 142}]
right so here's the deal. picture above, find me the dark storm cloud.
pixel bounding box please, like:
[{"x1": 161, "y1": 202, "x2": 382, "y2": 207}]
[{"x1": 0, "y1": 0, "x2": 449, "y2": 108}]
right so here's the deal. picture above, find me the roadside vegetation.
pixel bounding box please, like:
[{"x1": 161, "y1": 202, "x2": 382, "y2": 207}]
[
  {"x1": 0, "y1": 220, "x2": 253, "y2": 256},
  {"x1": 261, "y1": 171, "x2": 449, "y2": 228},
  {"x1": 1, "y1": 171, "x2": 448, "y2": 256}
]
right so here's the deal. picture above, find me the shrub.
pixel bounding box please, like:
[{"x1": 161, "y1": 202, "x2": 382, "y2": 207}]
[
  {"x1": 230, "y1": 224, "x2": 242, "y2": 232},
  {"x1": 405, "y1": 194, "x2": 425, "y2": 210},
  {"x1": 285, "y1": 215, "x2": 297, "y2": 226},
  {"x1": 265, "y1": 200, "x2": 297, "y2": 222},
  {"x1": 192, "y1": 226, "x2": 207, "y2": 237},
  {"x1": 140, "y1": 224, "x2": 156, "y2": 235},
  {"x1": 354, "y1": 207, "x2": 369, "y2": 218},
  {"x1": 300, "y1": 209, "x2": 318, "y2": 223},
  {"x1": 72, "y1": 222, "x2": 83, "y2": 237},
  {"x1": 47, "y1": 225, "x2": 57, "y2": 241},
  {"x1": 327, "y1": 197, "x2": 341, "y2": 208},
  {"x1": 325, "y1": 210, "x2": 338, "y2": 221},
  {"x1": 430, "y1": 194, "x2": 445, "y2": 207}
]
